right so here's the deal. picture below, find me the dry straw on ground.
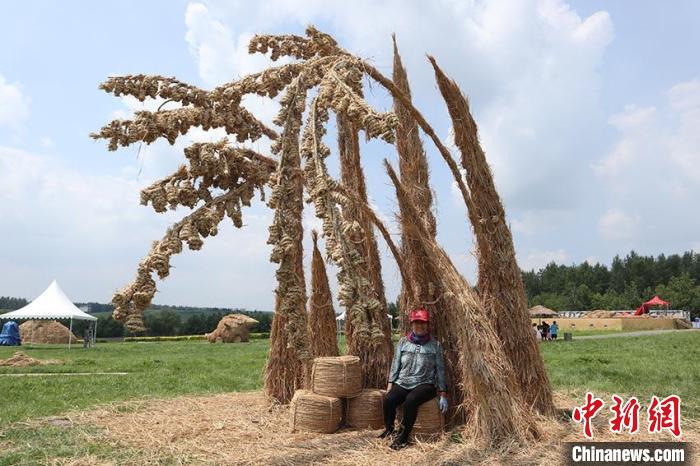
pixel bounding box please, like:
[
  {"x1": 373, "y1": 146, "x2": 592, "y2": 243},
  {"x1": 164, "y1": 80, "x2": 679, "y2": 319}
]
[
  {"x1": 308, "y1": 230, "x2": 339, "y2": 358},
  {"x1": 429, "y1": 56, "x2": 554, "y2": 416},
  {"x1": 206, "y1": 313, "x2": 259, "y2": 343},
  {"x1": 0, "y1": 351, "x2": 62, "y2": 367},
  {"x1": 347, "y1": 389, "x2": 385, "y2": 430},
  {"x1": 290, "y1": 390, "x2": 343, "y2": 433},
  {"x1": 53, "y1": 390, "x2": 698, "y2": 466},
  {"x1": 311, "y1": 355, "x2": 363, "y2": 398},
  {"x1": 19, "y1": 320, "x2": 80, "y2": 345}
]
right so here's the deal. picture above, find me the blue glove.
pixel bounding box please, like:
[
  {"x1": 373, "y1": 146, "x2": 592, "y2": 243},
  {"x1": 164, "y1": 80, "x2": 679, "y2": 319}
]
[{"x1": 439, "y1": 396, "x2": 448, "y2": 414}]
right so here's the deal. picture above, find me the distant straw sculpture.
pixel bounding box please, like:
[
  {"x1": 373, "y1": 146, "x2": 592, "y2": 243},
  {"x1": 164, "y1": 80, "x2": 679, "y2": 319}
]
[
  {"x1": 308, "y1": 230, "x2": 339, "y2": 358},
  {"x1": 386, "y1": 161, "x2": 539, "y2": 446},
  {"x1": 429, "y1": 57, "x2": 554, "y2": 416}
]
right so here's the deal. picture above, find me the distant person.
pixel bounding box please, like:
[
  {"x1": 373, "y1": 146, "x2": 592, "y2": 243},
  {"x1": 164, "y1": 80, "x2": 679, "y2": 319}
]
[
  {"x1": 83, "y1": 322, "x2": 94, "y2": 349},
  {"x1": 550, "y1": 321, "x2": 558, "y2": 340},
  {"x1": 532, "y1": 323, "x2": 538, "y2": 339},
  {"x1": 542, "y1": 321, "x2": 550, "y2": 341}
]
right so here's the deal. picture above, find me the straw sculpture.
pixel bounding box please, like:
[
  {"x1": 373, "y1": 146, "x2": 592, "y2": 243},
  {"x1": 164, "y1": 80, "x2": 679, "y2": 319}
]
[
  {"x1": 347, "y1": 389, "x2": 385, "y2": 429},
  {"x1": 311, "y1": 355, "x2": 363, "y2": 398},
  {"x1": 290, "y1": 390, "x2": 343, "y2": 433},
  {"x1": 392, "y1": 37, "x2": 438, "y2": 333},
  {"x1": 19, "y1": 320, "x2": 80, "y2": 345},
  {"x1": 428, "y1": 57, "x2": 554, "y2": 416},
  {"x1": 386, "y1": 161, "x2": 539, "y2": 446},
  {"x1": 398, "y1": 397, "x2": 444, "y2": 439},
  {"x1": 338, "y1": 107, "x2": 392, "y2": 387},
  {"x1": 206, "y1": 313, "x2": 258, "y2": 343},
  {"x1": 308, "y1": 230, "x2": 339, "y2": 358}
]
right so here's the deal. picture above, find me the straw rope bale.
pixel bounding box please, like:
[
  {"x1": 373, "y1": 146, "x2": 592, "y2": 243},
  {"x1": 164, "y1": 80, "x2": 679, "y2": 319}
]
[
  {"x1": 428, "y1": 56, "x2": 554, "y2": 416},
  {"x1": 308, "y1": 230, "x2": 339, "y2": 358},
  {"x1": 347, "y1": 389, "x2": 385, "y2": 430},
  {"x1": 290, "y1": 390, "x2": 343, "y2": 433},
  {"x1": 398, "y1": 397, "x2": 443, "y2": 439},
  {"x1": 311, "y1": 355, "x2": 363, "y2": 398}
]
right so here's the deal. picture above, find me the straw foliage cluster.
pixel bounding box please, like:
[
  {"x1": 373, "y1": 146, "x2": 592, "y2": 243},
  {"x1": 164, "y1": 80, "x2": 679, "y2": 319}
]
[{"x1": 308, "y1": 230, "x2": 339, "y2": 358}]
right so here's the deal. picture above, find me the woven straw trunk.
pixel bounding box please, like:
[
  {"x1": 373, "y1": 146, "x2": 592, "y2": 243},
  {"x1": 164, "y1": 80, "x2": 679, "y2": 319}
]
[
  {"x1": 337, "y1": 113, "x2": 393, "y2": 389},
  {"x1": 290, "y1": 390, "x2": 343, "y2": 433}
]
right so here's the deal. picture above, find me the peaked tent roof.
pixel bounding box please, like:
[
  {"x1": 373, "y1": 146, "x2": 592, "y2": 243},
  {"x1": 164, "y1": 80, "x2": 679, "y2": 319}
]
[
  {"x1": 644, "y1": 295, "x2": 670, "y2": 306},
  {"x1": 0, "y1": 280, "x2": 97, "y2": 321},
  {"x1": 528, "y1": 305, "x2": 559, "y2": 317}
]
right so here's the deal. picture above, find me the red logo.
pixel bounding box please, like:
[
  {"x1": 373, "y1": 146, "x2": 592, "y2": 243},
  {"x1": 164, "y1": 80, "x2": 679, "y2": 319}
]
[
  {"x1": 648, "y1": 395, "x2": 682, "y2": 437},
  {"x1": 609, "y1": 395, "x2": 640, "y2": 434},
  {"x1": 572, "y1": 392, "x2": 605, "y2": 438}
]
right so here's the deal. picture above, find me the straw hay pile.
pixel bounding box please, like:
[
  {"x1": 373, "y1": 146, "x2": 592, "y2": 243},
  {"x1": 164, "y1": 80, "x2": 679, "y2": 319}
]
[
  {"x1": 0, "y1": 350, "x2": 62, "y2": 367},
  {"x1": 290, "y1": 390, "x2": 343, "y2": 433},
  {"x1": 19, "y1": 320, "x2": 80, "y2": 345},
  {"x1": 206, "y1": 313, "x2": 259, "y2": 343},
  {"x1": 347, "y1": 389, "x2": 385, "y2": 429},
  {"x1": 310, "y1": 355, "x2": 362, "y2": 398}
]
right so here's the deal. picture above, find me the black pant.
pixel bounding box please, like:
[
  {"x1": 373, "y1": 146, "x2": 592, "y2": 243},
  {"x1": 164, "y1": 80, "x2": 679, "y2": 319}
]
[{"x1": 383, "y1": 383, "x2": 436, "y2": 441}]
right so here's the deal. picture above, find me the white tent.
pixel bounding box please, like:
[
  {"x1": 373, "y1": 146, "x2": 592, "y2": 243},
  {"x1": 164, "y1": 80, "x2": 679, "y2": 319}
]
[
  {"x1": 335, "y1": 312, "x2": 393, "y2": 335},
  {"x1": 0, "y1": 280, "x2": 97, "y2": 349}
]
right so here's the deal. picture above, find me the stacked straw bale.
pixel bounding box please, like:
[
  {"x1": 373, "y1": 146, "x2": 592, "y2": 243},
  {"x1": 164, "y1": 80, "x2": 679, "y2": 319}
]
[
  {"x1": 310, "y1": 355, "x2": 362, "y2": 398},
  {"x1": 428, "y1": 57, "x2": 554, "y2": 416},
  {"x1": 347, "y1": 389, "x2": 385, "y2": 429},
  {"x1": 290, "y1": 390, "x2": 343, "y2": 433},
  {"x1": 398, "y1": 397, "x2": 444, "y2": 439},
  {"x1": 308, "y1": 230, "x2": 339, "y2": 358}
]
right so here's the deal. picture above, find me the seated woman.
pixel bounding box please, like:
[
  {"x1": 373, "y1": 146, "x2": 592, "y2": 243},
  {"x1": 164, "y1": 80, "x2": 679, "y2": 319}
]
[{"x1": 380, "y1": 308, "x2": 448, "y2": 450}]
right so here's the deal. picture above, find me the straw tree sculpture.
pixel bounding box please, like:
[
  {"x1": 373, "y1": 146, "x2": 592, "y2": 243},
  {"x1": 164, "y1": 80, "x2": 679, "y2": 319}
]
[
  {"x1": 93, "y1": 26, "x2": 554, "y2": 442},
  {"x1": 308, "y1": 230, "x2": 339, "y2": 357}
]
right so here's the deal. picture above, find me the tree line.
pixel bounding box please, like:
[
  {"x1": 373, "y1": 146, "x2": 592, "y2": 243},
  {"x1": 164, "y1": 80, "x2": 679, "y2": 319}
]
[{"x1": 522, "y1": 250, "x2": 700, "y2": 317}]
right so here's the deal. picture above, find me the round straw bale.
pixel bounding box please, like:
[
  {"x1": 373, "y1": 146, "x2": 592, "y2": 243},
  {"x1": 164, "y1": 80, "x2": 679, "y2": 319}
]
[
  {"x1": 399, "y1": 396, "x2": 444, "y2": 439},
  {"x1": 290, "y1": 390, "x2": 343, "y2": 433},
  {"x1": 311, "y1": 355, "x2": 362, "y2": 398},
  {"x1": 347, "y1": 389, "x2": 385, "y2": 429}
]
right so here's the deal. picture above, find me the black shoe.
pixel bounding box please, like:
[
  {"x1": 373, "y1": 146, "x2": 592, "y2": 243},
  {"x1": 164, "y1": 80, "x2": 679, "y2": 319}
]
[
  {"x1": 389, "y1": 437, "x2": 409, "y2": 450},
  {"x1": 378, "y1": 428, "x2": 394, "y2": 439}
]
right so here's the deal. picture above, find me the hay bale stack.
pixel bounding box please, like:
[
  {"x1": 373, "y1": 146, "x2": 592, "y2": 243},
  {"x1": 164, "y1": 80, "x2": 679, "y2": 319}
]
[
  {"x1": 19, "y1": 320, "x2": 79, "y2": 344},
  {"x1": 399, "y1": 397, "x2": 444, "y2": 438},
  {"x1": 311, "y1": 355, "x2": 362, "y2": 398},
  {"x1": 347, "y1": 389, "x2": 385, "y2": 429},
  {"x1": 206, "y1": 313, "x2": 259, "y2": 343},
  {"x1": 308, "y1": 230, "x2": 339, "y2": 358},
  {"x1": 290, "y1": 390, "x2": 343, "y2": 433}
]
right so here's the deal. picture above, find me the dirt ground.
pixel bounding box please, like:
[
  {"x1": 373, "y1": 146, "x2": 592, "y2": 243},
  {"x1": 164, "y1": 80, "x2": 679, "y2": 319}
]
[{"x1": 34, "y1": 390, "x2": 692, "y2": 465}]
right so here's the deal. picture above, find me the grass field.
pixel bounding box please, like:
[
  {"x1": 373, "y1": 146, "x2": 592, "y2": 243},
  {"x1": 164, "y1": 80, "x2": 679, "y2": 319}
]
[{"x1": 0, "y1": 331, "x2": 698, "y2": 464}]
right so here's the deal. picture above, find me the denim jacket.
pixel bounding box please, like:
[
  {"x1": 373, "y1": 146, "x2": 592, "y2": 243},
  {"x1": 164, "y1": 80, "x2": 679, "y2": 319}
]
[{"x1": 388, "y1": 336, "x2": 447, "y2": 392}]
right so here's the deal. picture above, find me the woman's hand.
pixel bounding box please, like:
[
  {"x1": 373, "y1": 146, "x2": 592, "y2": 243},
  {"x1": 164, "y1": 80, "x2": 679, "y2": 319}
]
[
  {"x1": 439, "y1": 396, "x2": 448, "y2": 414},
  {"x1": 386, "y1": 383, "x2": 393, "y2": 391}
]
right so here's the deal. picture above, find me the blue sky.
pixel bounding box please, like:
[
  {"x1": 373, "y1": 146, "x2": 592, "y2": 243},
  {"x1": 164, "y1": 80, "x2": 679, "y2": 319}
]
[{"x1": 1, "y1": 0, "x2": 698, "y2": 310}]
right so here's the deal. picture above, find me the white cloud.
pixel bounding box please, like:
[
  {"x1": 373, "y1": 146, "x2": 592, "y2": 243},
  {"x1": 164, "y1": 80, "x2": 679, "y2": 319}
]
[
  {"x1": 518, "y1": 248, "x2": 570, "y2": 271},
  {"x1": 0, "y1": 74, "x2": 30, "y2": 130},
  {"x1": 597, "y1": 209, "x2": 639, "y2": 241}
]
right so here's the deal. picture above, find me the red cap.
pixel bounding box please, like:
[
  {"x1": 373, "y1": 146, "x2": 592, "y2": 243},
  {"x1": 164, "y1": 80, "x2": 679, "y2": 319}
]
[{"x1": 409, "y1": 308, "x2": 429, "y2": 323}]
